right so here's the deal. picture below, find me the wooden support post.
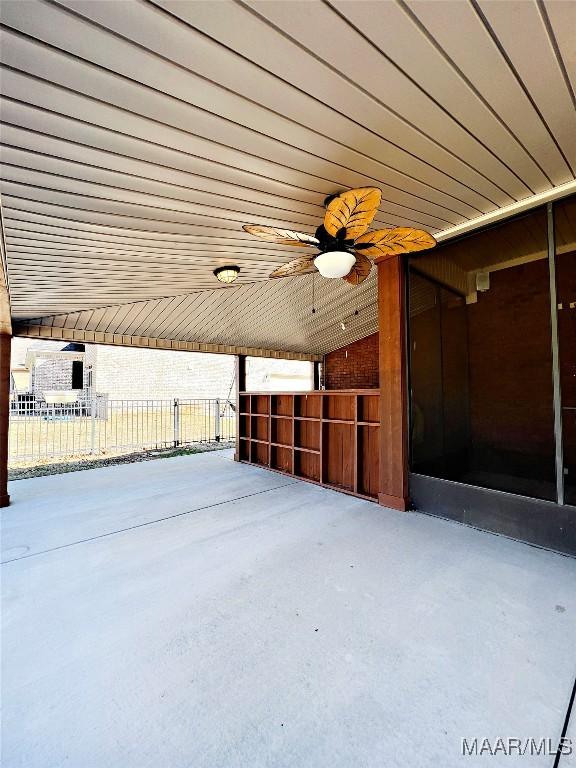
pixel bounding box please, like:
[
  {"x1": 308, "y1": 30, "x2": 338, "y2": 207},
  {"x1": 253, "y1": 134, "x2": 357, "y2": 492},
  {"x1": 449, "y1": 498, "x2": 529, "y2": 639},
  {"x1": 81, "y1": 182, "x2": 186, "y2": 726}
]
[
  {"x1": 235, "y1": 354, "x2": 246, "y2": 461},
  {"x1": 376, "y1": 254, "x2": 409, "y2": 511},
  {"x1": 0, "y1": 333, "x2": 11, "y2": 507}
]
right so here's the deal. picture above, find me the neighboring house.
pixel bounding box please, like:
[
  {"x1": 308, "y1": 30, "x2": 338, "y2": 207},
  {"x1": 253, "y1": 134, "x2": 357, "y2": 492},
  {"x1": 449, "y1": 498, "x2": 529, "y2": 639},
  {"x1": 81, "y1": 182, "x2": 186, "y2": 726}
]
[
  {"x1": 9, "y1": 340, "x2": 87, "y2": 402},
  {"x1": 10, "y1": 339, "x2": 312, "y2": 402}
]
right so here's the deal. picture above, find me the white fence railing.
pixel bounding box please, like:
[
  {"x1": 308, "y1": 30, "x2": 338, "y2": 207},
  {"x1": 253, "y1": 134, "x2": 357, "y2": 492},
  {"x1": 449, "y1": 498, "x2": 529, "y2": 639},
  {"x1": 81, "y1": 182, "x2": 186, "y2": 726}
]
[{"x1": 8, "y1": 396, "x2": 236, "y2": 465}]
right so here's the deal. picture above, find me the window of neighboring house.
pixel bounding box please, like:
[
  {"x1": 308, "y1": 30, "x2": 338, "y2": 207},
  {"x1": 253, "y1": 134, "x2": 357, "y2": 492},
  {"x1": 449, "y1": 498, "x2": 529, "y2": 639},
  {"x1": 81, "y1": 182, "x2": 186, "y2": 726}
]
[{"x1": 72, "y1": 360, "x2": 84, "y2": 389}]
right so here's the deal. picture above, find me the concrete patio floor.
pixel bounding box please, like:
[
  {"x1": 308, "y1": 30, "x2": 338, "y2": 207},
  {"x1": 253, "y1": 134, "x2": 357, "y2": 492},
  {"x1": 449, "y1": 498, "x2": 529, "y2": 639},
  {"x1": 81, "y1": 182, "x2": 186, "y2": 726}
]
[{"x1": 2, "y1": 449, "x2": 575, "y2": 768}]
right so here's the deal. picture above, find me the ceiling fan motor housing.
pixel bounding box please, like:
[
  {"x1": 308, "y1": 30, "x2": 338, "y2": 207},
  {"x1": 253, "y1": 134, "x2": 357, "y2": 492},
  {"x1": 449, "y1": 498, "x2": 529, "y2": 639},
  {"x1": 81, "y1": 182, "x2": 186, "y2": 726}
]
[{"x1": 314, "y1": 224, "x2": 355, "y2": 252}]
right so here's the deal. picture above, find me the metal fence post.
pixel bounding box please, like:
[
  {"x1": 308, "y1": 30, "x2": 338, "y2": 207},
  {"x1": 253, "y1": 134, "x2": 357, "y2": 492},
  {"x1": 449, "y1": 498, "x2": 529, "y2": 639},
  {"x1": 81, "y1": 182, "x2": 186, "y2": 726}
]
[
  {"x1": 215, "y1": 398, "x2": 221, "y2": 442},
  {"x1": 173, "y1": 398, "x2": 180, "y2": 447},
  {"x1": 90, "y1": 395, "x2": 96, "y2": 455}
]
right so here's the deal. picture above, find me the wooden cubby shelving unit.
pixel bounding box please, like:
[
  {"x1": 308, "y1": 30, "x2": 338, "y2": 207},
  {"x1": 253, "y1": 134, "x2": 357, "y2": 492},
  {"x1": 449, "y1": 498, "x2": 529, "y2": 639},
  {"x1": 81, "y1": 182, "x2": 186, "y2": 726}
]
[{"x1": 238, "y1": 390, "x2": 380, "y2": 501}]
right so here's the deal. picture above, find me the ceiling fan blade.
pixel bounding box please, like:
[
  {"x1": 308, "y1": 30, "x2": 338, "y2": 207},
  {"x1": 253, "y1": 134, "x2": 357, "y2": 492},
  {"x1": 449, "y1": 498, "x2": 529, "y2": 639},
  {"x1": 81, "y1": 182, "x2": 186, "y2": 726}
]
[
  {"x1": 354, "y1": 227, "x2": 437, "y2": 257},
  {"x1": 324, "y1": 187, "x2": 382, "y2": 240},
  {"x1": 270, "y1": 256, "x2": 317, "y2": 279},
  {"x1": 343, "y1": 253, "x2": 372, "y2": 285},
  {"x1": 243, "y1": 225, "x2": 319, "y2": 247}
]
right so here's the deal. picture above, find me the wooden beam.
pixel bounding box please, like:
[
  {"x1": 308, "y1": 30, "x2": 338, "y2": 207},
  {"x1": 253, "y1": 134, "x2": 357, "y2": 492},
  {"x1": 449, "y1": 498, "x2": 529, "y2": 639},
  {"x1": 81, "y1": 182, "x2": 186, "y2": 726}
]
[
  {"x1": 12, "y1": 324, "x2": 322, "y2": 362},
  {"x1": 376, "y1": 253, "x2": 409, "y2": 511},
  {"x1": 0, "y1": 204, "x2": 12, "y2": 336},
  {"x1": 0, "y1": 333, "x2": 11, "y2": 507},
  {"x1": 235, "y1": 355, "x2": 247, "y2": 462},
  {"x1": 0, "y1": 205, "x2": 10, "y2": 503}
]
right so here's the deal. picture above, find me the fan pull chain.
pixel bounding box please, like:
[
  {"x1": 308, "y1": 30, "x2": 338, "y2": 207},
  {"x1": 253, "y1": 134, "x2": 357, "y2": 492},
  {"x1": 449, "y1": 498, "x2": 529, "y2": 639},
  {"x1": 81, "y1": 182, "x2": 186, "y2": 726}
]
[
  {"x1": 312, "y1": 272, "x2": 316, "y2": 315},
  {"x1": 340, "y1": 307, "x2": 361, "y2": 331}
]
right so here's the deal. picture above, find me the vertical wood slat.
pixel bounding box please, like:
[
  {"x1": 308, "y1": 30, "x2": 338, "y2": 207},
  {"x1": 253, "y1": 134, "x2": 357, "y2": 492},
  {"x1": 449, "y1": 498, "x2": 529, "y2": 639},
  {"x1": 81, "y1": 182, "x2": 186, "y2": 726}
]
[
  {"x1": 267, "y1": 394, "x2": 272, "y2": 467},
  {"x1": 291, "y1": 394, "x2": 295, "y2": 475},
  {"x1": 376, "y1": 254, "x2": 409, "y2": 511},
  {"x1": 0, "y1": 333, "x2": 11, "y2": 507},
  {"x1": 235, "y1": 354, "x2": 246, "y2": 463},
  {"x1": 319, "y1": 393, "x2": 324, "y2": 485},
  {"x1": 353, "y1": 394, "x2": 358, "y2": 494}
]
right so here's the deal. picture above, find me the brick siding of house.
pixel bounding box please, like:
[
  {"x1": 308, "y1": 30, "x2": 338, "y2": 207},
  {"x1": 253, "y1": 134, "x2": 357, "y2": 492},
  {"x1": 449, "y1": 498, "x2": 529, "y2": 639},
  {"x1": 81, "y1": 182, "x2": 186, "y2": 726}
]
[
  {"x1": 91, "y1": 345, "x2": 235, "y2": 401},
  {"x1": 12, "y1": 340, "x2": 313, "y2": 400},
  {"x1": 32, "y1": 358, "x2": 73, "y2": 395},
  {"x1": 323, "y1": 333, "x2": 379, "y2": 390},
  {"x1": 467, "y1": 258, "x2": 556, "y2": 459}
]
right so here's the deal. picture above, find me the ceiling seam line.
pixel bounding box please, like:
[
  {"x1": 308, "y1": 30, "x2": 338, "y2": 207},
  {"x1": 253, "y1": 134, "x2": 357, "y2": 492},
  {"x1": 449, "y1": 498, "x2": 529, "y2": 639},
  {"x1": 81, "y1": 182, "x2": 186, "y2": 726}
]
[
  {"x1": 1, "y1": 204, "x2": 338, "y2": 238},
  {"x1": 6, "y1": 251, "x2": 299, "y2": 266},
  {"x1": 2, "y1": 216, "x2": 356, "y2": 245},
  {"x1": 2, "y1": 194, "x2": 337, "y2": 235},
  {"x1": 5, "y1": 246, "x2": 309, "y2": 268},
  {"x1": 535, "y1": 0, "x2": 576, "y2": 112},
  {"x1": 3, "y1": 226, "x2": 330, "y2": 251},
  {"x1": 4, "y1": 232, "x2": 316, "y2": 258}
]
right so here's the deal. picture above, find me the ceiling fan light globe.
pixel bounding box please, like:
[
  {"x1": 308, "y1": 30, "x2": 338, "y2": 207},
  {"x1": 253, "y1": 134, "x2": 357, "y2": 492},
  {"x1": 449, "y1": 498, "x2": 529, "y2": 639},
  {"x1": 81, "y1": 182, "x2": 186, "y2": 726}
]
[
  {"x1": 314, "y1": 251, "x2": 356, "y2": 279},
  {"x1": 213, "y1": 265, "x2": 240, "y2": 283}
]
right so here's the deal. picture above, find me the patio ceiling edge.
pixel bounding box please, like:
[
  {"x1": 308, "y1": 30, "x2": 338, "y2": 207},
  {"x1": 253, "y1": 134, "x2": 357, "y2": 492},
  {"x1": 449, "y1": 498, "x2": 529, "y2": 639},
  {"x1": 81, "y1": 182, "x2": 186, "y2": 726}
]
[
  {"x1": 435, "y1": 180, "x2": 576, "y2": 243},
  {"x1": 11, "y1": 324, "x2": 322, "y2": 362}
]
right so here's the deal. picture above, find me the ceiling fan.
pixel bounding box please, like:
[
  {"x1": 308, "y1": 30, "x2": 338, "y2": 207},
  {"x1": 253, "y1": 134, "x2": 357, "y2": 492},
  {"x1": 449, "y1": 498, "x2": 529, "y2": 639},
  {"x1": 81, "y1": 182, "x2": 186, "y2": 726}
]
[{"x1": 242, "y1": 187, "x2": 437, "y2": 285}]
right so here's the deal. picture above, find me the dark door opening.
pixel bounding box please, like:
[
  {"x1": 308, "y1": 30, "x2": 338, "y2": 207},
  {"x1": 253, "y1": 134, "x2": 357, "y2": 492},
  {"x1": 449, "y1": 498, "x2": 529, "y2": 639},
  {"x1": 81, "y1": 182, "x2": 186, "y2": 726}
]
[{"x1": 71, "y1": 360, "x2": 84, "y2": 390}]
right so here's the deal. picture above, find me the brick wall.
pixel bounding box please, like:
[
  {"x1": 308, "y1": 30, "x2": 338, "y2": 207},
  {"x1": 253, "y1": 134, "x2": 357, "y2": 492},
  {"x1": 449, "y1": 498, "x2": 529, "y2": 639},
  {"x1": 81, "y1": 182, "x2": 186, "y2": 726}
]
[
  {"x1": 32, "y1": 358, "x2": 73, "y2": 395},
  {"x1": 467, "y1": 258, "x2": 555, "y2": 459},
  {"x1": 91, "y1": 345, "x2": 235, "y2": 400},
  {"x1": 324, "y1": 333, "x2": 379, "y2": 389},
  {"x1": 12, "y1": 339, "x2": 315, "y2": 401}
]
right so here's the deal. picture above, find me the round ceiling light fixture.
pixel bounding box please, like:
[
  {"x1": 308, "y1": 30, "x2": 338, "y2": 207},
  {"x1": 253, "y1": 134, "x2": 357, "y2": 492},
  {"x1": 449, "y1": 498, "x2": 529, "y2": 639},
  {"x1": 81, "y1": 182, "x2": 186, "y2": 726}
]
[
  {"x1": 313, "y1": 250, "x2": 356, "y2": 279},
  {"x1": 213, "y1": 265, "x2": 240, "y2": 284}
]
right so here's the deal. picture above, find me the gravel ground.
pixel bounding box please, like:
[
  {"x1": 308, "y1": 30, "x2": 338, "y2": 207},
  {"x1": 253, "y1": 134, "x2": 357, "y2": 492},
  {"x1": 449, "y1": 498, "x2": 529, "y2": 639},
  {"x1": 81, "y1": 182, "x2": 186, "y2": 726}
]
[{"x1": 8, "y1": 442, "x2": 234, "y2": 481}]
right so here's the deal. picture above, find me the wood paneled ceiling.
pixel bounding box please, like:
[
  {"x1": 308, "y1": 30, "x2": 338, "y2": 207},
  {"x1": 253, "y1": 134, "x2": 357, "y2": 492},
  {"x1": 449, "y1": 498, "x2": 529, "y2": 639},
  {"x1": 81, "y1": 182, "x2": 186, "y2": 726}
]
[{"x1": 1, "y1": 0, "x2": 575, "y2": 355}]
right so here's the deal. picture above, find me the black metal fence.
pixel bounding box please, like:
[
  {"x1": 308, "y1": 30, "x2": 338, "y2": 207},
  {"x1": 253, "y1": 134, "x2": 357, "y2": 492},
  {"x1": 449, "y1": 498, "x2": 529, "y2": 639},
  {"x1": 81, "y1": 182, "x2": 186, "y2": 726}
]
[{"x1": 9, "y1": 396, "x2": 236, "y2": 465}]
